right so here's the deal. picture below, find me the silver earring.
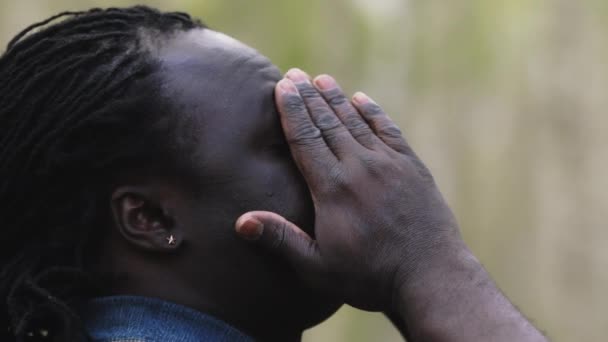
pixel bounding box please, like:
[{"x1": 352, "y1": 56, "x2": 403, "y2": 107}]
[{"x1": 166, "y1": 235, "x2": 176, "y2": 245}]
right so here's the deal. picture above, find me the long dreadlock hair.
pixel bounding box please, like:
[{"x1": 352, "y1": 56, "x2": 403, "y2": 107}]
[{"x1": 0, "y1": 6, "x2": 204, "y2": 341}]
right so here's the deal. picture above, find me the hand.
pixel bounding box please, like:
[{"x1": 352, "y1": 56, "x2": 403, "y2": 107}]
[
  {"x1": 235, "y1": 68, "x2": 463, "y2": 311},
  {"x1": 235, "y1": 69, "x2": 547, "y2": 342}
]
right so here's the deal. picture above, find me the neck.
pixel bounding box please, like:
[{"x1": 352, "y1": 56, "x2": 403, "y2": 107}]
[
  {"x1": 101, "y1": 277, "x2": 305, "y2": 341},
  {"x1": 95, "y1": 245, "x2": 308, "y2": 341}
]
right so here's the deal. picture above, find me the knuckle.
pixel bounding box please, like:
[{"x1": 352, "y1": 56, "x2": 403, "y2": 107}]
[
  {"x1": 315, "y1": 112, "x2": 342, "y2": 132},
  {"x1": 363, "y1": 102, "x2": 384, "y2": 116},
  {"x1": 270, "y1": 220, "x2": 288, "y2": 251},
  {"x1": 324, "y1": 130, "x2": 347, "y2": 148},
  {"x1": 344, "y1": 115, "x2": 367, "y2": 129},
  {"x1": 282, "y1": 95, "x2": 307, "y2": 114},
  {"x1": 286, "y1": 124, "x2": 323, "y2": 146},
  {"x1": 296, "y1": 84, "x2": 321, "y2": 99},
  {"x1": 344, "y1": 117, "x2": 372, "y2": 136},
  {"x1": 351, "y1": 128, "x2": 373, "y2": 142},
  {"x1": 323, "y1": 88, "x2": 348, "y2": 107},
  {"x1": 327, "y1": 164, "x2": 349, "y2": 190},
  {"x1": 308, "y1": 102, "x2": 330, "y2": 116},
  {"x1": 317, "y1": 117, "x2": 348, "y2": 146},
  {"x1": 359, "y1": 154, "x2": 385, "y2": 175},
  {"x1": 314, "y1": 161, "x2": 349, "y2": 196},
  {"x1": 379, "y1": 124, "x2": 403, "y2": 138}
]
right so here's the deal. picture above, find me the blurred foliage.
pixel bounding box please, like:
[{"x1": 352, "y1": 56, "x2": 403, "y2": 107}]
[{"x1": 1, "y1": 0, "x2": 607, "y2": 341}]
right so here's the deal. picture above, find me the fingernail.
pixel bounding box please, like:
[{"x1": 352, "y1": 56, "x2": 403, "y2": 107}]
[
  {"x1": 313, "y1": 74, "x2": 337, "y2": 90},
  {"x1": 286, "y1": 68, "x2": 310, "y2": 83},
  {"x1": 236, "y1": 216, "x2": 264, "y2": 240},
  {"x1": 353, "y1": 92, "x2": 373, "y2": 105},
  {"x1": 278, "y1": 78, "x2": 297, "y2": 94}
]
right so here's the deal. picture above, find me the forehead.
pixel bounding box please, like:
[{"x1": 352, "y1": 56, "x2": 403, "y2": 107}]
[
  {"x1": 157, "y1": 28, "x2": 281, "y2": 113},
  {"x1": 154, "y1": 29, "x2": 283, "y2": 163}
]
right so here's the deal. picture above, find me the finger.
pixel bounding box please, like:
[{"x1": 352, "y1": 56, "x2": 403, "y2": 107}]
[
  {"x1": 352, "y1": 92, "x2": 412, "y2": 155},
  {"x1": 285, "y1": 69, "x2": 359, "y2": 158},
  {"x1": 275, "y1": 78, "x2": 338, "y2": 185},
  {"x1": 313, "y1": 74, "x2": 379, "y2": 150},
  {"x1": 235, "y1": 211, "x2": 323, "y2": 276}
]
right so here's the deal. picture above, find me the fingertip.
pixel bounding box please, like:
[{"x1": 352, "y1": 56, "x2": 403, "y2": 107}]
[
  {"x1": 352, "y1": 92, "x2": 373, "y2": 106},
  {"x1": 277, "y1": 78, "x2": 298, "y2": 95},
  {"x1": 313, "y1": 74, "x2": 337, "y2": 91},
  {"x1": 235, "y1": 213, "x2": 264, "y2": 240},
  {"x1": 285, "y1": 68, "x2": 311, "y2": 83}
]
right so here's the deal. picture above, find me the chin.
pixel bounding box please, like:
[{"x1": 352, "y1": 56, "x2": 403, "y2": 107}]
[
  {"x1": 287, "y1": 284, "x2": 343, "y2": 330},
  {"x1": 302, "y1": 301, "x2": 344, "y2": 329},
  {"x1": 250, "y1": 287, "x2": 342, "y2": 340},
  {"x1": 270, "y1": 262, "x2": 342, "y2": 330},
  {"x1": 228, "y1": 273, "x2": 342, "y2": 340}
]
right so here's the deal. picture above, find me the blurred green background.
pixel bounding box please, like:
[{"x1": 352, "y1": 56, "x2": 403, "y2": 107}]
[{"x1": 1, "y1": 0, "x2": 606, "y2": 341}]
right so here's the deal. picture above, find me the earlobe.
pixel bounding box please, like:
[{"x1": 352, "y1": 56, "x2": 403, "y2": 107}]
[{"x1": 111, "y1": 187, "x2": 182, "y2": 252}]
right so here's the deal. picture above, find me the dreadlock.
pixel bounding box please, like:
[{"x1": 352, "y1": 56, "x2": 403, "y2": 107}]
[{"x1": 0, "y1": 6, "x2": 204, "y2": 341}]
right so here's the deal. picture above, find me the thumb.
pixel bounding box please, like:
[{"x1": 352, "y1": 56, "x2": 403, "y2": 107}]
[{"x1": 235, "y1": 211, "x2": 323, "y2": 273}]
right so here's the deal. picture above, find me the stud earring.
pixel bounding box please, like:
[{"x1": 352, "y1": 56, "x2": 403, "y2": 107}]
[{"x1": 166, "y1": 235, "x2": 176, "y2": 245}]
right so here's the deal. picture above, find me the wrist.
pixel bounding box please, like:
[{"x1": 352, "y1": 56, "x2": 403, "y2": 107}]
[
  {"x1": 389, "y1": 241, "x2": 546, "y2": 342},
  {"x1": 391, "y1": 236, "x2": 475, "y2": 306},
  {"x1": 390, "y1": 241, "x2": 490, "y2": 339}
]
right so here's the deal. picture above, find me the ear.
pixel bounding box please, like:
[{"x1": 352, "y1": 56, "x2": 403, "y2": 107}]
[{"x1": 111, "y1": 186, "x2": 182, "y2": 252}]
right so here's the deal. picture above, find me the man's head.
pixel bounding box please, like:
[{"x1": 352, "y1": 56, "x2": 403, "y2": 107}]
[{"x1": 0, "y1": 7, "x2": 339, "y2": 341}]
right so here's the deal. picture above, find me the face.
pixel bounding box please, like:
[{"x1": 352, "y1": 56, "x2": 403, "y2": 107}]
[{"x1": 154, "y1": 29, "x2": 341, "y2": 336}]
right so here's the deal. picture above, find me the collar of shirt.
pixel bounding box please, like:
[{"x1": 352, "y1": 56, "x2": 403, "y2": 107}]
[{"x1": 81, "y1": 295, "x2": 254, "y2": 342}]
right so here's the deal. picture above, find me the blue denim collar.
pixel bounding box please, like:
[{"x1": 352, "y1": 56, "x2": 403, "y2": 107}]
[{"x1": 81, "y1": 295, "x2": 254, "y2": 342}]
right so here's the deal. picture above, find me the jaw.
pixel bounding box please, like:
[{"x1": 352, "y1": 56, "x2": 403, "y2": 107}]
[
  {"x1": 233, "y1": 295, "x2": 343, "y2": 342},
  {"x1": 215, "y1": 253, "x2": 343, "y2": 339}
]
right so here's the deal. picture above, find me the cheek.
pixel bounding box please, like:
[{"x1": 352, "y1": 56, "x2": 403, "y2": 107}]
[
  {"x1": 242, "y1": 154, "x2": 314, "y2": 231},
  {"x1": 255, "y1": 160, "x2": 315, "y2": 233},
  {"x1": 190, "y1": 152, "x2": 315, "y2": 236}
]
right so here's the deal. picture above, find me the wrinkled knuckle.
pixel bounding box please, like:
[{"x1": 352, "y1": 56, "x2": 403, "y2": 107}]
[
  {"x1": 283, "y1": 95, "x2": 307, "y2": 114},
  {"x1": 287, "y1": 123, "x2": 322, "y2": 146},
  {"x1": 345, "y1": 118, "x2": 371, "y2": 136},
  {"x1": 331, "y1": 166, "x2": 351, "y2": 190},
  {"x1": 297, "y1": 85, "x2": 321, "y2": 99},
  {"x1": 316, "y1": 113, "x2": 342, "y2": 131},
  {"x1": 324, "y1": 131, "x2": 347, "y2": 148},
  {"x1": 270, "y1": 220, "x2": 288, "y2": 251},
  {"x1": 359, "y1": 155, "x2": 385, "y2": 175},
  {"x1": 363, "y1": 103, "x2": 384, "y2": 116},
  {"x1": 379, "y1": 124, "x2": 403, "y2": 138},
  {"x1": 320, "y1": 164, "x2": 349, "y2": 194},
  {"x1": 309, "y1": 102, "x2": 330, "y2": 116},
  {"x1": 319, "y1": 120, "x2": 348, "y2": 146},
  {"x1": 324, "y1": 89, "x2": 348, "y2": 106},
  {"x1": 351, "y1": 128, "x2": 373, "y2": 142},
  {"x1": 344, "y1": 116, "x2": 365, "y2": 129}
]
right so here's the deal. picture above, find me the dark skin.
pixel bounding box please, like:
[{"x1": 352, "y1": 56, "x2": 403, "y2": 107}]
[
  {"x1": 97, "y1": 29, "x2": 340, "y2": 341},
  {"x1": 236, "y1": 69, "x2": 549, "y2": 341},
  {"x1": 97, "y1": 27, "x2": 545, "y2": 341}
]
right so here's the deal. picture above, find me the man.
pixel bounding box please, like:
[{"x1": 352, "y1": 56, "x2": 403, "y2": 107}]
[{"x1": 0, "y1": 6, "x2": 546, "y2": 341}]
